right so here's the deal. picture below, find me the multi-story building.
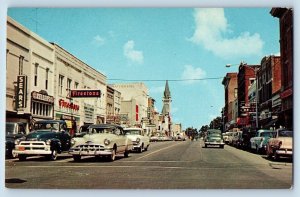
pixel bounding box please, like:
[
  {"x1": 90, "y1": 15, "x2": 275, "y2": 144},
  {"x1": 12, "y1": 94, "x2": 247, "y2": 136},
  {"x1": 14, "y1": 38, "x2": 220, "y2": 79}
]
[
  {"x1": 222, "y1": 73, "x2": 238, "y2": 131},
  {"x1": 112, "y1": 82, "x2": 149, "y2": 127},
  {"x1": 257, "y1": 55, "x2": 281, "y2": 129},
  {"x1": 237, "y1": 63, "x2": 259, "y2": 128},
  {"x1": 6, "y1": 16, "x2": 55, "y2": 131},
  {"x1": 270, "y1": 8, "x2": 293, "y2": 130},
  {"x1": 51, "y1": 43, "x2": 107, "y2": 134},
  {"x1": 106, "y1": 85, "x2": 121, "y2": 124}
]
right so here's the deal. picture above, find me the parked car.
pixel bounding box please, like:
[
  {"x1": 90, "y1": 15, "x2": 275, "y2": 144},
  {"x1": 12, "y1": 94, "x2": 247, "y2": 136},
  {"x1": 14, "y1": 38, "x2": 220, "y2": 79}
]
[
  {"x1": 69, "y1": 124, "x2": 133, "y2": 161},
  {"x1": 204, "y1": 129, "x2": 225, "y2": 148},
  {"x1": 250, "y1": 129, "x2": 276, "y2": 154},
  {"x1": 5, "y1": 122, "x2": 27, "y2": 158},
  {"x1": 13, "y1": 120, "x2": 71, "y2": 161},
  {"x1": 240, "y1": 128, "x2": 257, "y2": 150},
  {"x1": 227, "y1": 132, "x2": 235, "y2": 146},
  {"x1": 150, "y1": 135, "x2": 159, "y2": 142},
  {"x1": 124, "y1": 127, "x2": 150, "y2": 152},
  {"x1": 222, "y1": 132, "x2": 229, "y2": 144},
  {"x1": 266, "y1": 129, "x2": 293, "y2": 160},
  {"x1": 231, "y1": 131, "x2": 243, "y2": 148}
]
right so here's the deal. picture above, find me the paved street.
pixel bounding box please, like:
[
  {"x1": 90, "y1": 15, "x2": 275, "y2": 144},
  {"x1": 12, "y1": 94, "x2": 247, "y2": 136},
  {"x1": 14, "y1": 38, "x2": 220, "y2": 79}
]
[{"x1": 5, "y1": 140, "x2": 292, "y2": 189}]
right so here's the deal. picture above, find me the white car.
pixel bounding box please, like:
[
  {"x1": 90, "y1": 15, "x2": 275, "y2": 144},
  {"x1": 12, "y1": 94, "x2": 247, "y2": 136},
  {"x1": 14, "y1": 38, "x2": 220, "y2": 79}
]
[
  {"x1": 69, "y1": 124, "x2": 133, "y2": 161},
  {"x1": 124, "y1": 128, "x2": 150, "y2": 153}
]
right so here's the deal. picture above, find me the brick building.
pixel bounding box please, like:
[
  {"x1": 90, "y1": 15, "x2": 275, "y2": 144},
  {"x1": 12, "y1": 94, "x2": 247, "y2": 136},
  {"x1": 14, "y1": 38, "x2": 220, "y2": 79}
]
[{"x1": 270, "y1": 8, "x2": 293, "y2": 129}]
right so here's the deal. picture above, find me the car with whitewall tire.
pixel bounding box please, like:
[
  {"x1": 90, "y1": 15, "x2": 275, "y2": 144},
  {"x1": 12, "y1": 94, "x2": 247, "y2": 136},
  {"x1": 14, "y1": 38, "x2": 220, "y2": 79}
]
[
  {"x1": 124, "y1": 127, "x2": 150, "y2": 152},
  {"x1": 69, "y1": 124, "x2": 133, "y2": 162},
  {"x1": 250, "y1": 129, "x2": 275, "y2": 154},
  {"x1": 13, "y1": 120, "x2": 71, "y2": 161}
]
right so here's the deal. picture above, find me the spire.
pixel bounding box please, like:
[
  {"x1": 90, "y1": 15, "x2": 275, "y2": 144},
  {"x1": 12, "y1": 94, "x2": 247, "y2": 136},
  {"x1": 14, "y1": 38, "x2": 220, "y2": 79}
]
[{"x1": 164, "y1": 80, "x2": 171, "y2": 98}]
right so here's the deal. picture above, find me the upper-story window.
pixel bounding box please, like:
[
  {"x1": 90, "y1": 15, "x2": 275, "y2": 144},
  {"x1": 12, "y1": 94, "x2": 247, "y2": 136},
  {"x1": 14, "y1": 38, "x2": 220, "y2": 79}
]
[
  {"x1": 67, "y1": 78, "x2": 72, "y2": 90},
  {"x1": 74, "y1": 82, "x2": 79, "y2": 89},
  {"x1": 45, "y1": 68, "x2": 49, "y2": 90},
  {"x1": 34, "y1": 63, "x2": 38, "y2": 86},
  {"x1": 59, "y1": 75, "x2": 64, "y2": 95},
  {"x1": 19, "y1": 56, "x2": 24, "y2": 75}
]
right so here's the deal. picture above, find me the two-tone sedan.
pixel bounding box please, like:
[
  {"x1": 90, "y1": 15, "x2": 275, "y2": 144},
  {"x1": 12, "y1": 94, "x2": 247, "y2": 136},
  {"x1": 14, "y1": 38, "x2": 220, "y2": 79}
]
[
  {"x1": 69, "y1": 124, "x2": 133, "y2": 162},
  {"x1": 124, "y1": 127, "x2": 150, "y2": 153},
  {"x1": 266, "y1": 129, "x2": 293, "y2": 160}
]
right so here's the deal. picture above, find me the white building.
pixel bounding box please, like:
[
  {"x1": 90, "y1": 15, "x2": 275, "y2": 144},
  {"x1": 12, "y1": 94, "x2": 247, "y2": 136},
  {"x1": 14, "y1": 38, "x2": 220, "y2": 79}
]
[
  {"x1": 111, "y1": 83, "x2": 149, "y2": 127},
  {"x1": 6, "y1": 16, "x2": 55, "y2": 131}
]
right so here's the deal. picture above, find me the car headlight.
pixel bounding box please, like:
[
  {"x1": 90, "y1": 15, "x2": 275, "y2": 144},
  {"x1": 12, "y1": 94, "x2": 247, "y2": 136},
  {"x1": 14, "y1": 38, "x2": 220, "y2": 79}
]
[
  {"x1": 14, "y1": 139, "x2": 21, "y2": 145},
  {"x1": 136, "y1": 138, "x2": 141, "y2": 143},
  {"x1": 71, "y1": 138, "x2": 76, "y2": 146},
  {"x1": 104, "y1": 139, "x2": 110, "y2": 145},
  {"x1": 46, "y1": 139, "x2": 52, "y2": 145}
]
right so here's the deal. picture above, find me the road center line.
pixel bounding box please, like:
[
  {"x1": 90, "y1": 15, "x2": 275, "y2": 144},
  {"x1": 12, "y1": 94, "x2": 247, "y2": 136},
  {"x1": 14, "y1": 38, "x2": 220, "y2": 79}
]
[{"x1": 135, "y1": 142, "x2": 184, "y2": 160}]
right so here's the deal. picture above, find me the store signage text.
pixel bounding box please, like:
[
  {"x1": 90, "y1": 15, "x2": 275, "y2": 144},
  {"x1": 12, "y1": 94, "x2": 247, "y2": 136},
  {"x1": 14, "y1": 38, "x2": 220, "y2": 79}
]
[
  {"x1": 32, "y1": 91, "x2": 54, "y2": 103},
  {"x1": 59, "y1": 99, "x2": 79, "y2": 111},
  {"x1": 16, "y1": 75, "x2": 27, "y2": 109},
  {"x1": 70, "y1": 90, "x2": 101, "y2": 98}
]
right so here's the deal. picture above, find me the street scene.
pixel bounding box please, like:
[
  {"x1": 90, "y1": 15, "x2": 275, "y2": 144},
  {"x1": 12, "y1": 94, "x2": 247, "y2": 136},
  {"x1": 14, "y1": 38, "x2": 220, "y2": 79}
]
[{"x1": 4, "y1": 7, "x2": 294, "y2": 190}]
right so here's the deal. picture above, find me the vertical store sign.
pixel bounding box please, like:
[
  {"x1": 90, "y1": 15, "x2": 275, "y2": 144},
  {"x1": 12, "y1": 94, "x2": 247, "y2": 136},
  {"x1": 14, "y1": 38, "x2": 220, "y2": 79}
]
[{"x1": 16, "y1": 75, "x2": 27, "y2": 109}]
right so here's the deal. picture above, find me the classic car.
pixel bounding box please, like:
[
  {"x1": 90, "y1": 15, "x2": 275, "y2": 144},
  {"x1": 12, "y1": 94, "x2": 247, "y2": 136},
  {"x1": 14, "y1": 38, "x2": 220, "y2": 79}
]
[
  {"x1": 250, "y1": 129, "x2": 276, "y2": 154},
  {"x1": 222, "y1": 132, "x2": 229, "y2": 144},
  {"x1": 69, "y1": 124, "x2": 133, "y2": 161},
  {"x1": 204, "y1": 129, "x2": 225, "y2": 148},
  {"x1": 266, "y1": 129, "x2": 293, "y2": 160},
  {"x1": 231, "y1": 131, "x2": 243, "y2": 148},
  {"x1": 174, "y1": 133, "x2": 186, "y2": 141},
  {"x1": 150, "y1": 135, "x2": 159, "y2": 142},
  {"x1": 124, "y1": 127, "x2": 150, "y2": 152},
  {"x1": 6, "y1": 122, "x2": 27, "y2": 158},
  {"x1": 13, "y1": 120, "x2": 71, "y2": 161}
]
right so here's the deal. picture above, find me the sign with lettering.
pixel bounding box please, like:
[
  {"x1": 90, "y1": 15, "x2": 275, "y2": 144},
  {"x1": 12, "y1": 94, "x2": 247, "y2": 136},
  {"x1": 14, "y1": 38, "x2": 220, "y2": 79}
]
[
  {"x1": 70, "y1": 90, "x2": 101, "y2": 98},
  {"x1": 16, "y1": 75, "x2": 27, "y2": 109},
  {"x1": 32, "y1": 91, "x2": 54, "y2": 103},
  {"x1": 59, "y1": 99, "x2": 80, "y2": 111}
]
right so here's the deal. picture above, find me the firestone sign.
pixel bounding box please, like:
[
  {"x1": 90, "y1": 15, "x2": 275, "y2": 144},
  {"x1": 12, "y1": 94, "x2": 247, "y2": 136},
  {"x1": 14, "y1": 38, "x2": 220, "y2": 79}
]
[
  {"x1": 16, "y1": 75, "x2": 27, "y2": 109},
  {"x1": 70, "y1": 90, "x2": 101, "y2": 98}
]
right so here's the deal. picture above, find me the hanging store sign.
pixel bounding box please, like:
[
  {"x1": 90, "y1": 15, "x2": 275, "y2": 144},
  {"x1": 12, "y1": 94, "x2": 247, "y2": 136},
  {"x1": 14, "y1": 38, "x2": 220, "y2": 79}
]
[
  {"x1": 16, "y1": 75, "x2": 27, "y2": 109},
  {"x1": 70, "y1": 90, "x2": 101, "y2": 98}
]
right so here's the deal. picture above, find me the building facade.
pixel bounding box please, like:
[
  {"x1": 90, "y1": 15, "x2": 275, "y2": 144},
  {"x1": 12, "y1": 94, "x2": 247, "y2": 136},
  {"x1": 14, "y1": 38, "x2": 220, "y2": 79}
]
[
  {"x1": 270, "y1": 8, "x2": 293, "y2": 130},
  {"x1": 6, "y1": 17, "x2": 55, "y2": 132},
  {"x1": 222, "y1": 73, "x2": 238, "y2": 131}
]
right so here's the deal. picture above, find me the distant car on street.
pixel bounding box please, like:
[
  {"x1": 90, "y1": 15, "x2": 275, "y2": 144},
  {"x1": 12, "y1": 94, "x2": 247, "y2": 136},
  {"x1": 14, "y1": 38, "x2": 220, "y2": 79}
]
[
  {"x1": 69, "y1": 124, "x2": 133, "y2": 161},
  {"x1": 204, "y1": 129, "x2": 225, "y2": 148},
  {"x1": 266, "y1": 129, "x2": 293, "y2": 160},
  {"x1": 232, "y1": 131, "x2": 243, "y2": 148},
  {"x1": 175, "y1": 133, "x2": 186, "y2": 141},
  {"x1": 150, "y1": 135, "x2": 159, "y2": 142},
  {"x1": 124, "y1": 127, "x2": 150, "y2": 152}
]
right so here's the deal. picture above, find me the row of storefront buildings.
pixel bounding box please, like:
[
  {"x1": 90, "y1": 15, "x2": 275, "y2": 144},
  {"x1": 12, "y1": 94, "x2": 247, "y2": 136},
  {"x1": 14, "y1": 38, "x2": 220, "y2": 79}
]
[
  {"x1": 6, "y1": 16, "x2": 180, "y2": 136},
  {"x1": 222, "y1": 8, "x2": 293, "y2": 131}
]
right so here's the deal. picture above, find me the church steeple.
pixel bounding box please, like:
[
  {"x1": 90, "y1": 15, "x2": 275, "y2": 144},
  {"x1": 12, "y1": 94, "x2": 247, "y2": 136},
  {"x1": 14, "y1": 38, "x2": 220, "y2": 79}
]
[{"x1": 162, "y1": 80, "x2": 172, "y2": 116}]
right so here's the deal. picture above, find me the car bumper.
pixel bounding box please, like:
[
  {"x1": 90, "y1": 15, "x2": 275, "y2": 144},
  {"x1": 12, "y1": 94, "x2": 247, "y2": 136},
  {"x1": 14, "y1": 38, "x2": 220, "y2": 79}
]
[
  {"x1": 69, "y1": 148, "x2": 113, "y2": 156},
  {"x1": 13, "y1": 144, "x2": 52, "y2": 155},
  {"x1": 205, "y1": 142, "x2": 225, "y2": 146},
  {"x1": 276, "y1": 149, "x2": 293, "y2": 156}
]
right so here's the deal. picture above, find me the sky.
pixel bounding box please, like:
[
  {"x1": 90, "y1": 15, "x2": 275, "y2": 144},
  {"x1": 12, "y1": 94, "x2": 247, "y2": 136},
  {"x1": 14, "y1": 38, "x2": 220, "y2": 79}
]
[{"x1": 7, "y1": 8, "x2": 280, "y2": 130}]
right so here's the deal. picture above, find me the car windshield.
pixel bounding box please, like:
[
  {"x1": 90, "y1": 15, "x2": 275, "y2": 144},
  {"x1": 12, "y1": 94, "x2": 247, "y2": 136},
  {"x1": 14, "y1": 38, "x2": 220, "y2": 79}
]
[
  {"x1": 34, "y1": 123, "x2": 59, "y2": 131},
  {"x1": 209, "y1": 133, "x2": 221, "y2": 137},
  {"x1": 124, "y1": 130, "x2": 141, "y2": 135},
  {"x1": 278, "y1": 130, "x2": 293, "y2": 137},
  {"x1": 6, "y1": 123, "x2": 16, "y2": 135},
  {"x1": 89, "y1": 128, "x2": 113, "y2": 134},
  {"x1": 261, "y1": 132, "x2": 274, "y2": 137}
]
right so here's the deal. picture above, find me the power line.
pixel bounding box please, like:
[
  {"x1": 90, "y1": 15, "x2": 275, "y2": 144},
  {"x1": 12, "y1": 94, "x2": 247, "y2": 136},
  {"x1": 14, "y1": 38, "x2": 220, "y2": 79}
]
[{"x1": 108, "y1": 77, "x2": 224, "y2": 82}]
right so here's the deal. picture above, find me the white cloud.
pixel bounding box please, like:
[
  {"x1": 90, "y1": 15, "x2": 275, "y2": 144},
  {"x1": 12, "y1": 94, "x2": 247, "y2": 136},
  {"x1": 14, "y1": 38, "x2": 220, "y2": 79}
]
[
  {"x1": 123, "y1": 40, "x2": 144, "y2": 64},
  {"x1": 92, "y1": 35, "x2": 105, "y2": 46},
  {"x1": 189, "y1": 8, "x2": 264, "y2": 59},
  {"x1": 181, "y1": 65, "x2": 207, "y2": 84}
]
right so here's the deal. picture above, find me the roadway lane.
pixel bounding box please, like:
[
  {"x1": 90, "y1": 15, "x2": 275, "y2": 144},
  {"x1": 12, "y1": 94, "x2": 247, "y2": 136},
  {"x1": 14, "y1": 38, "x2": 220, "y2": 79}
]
[{"x1": 5, "y1": 140, "x2": 292, "y2": 189}]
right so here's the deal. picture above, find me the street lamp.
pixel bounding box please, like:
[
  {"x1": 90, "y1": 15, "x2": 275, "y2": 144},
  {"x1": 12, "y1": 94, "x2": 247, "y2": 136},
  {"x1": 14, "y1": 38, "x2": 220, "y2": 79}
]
[{"x1": 225, "y1": 62, "x2": 259, "y2": 129}]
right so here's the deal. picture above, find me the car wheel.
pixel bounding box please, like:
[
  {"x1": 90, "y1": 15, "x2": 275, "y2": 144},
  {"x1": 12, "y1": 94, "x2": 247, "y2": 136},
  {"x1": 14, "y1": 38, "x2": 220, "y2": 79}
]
[
  {"x1": 109, "y1": 148, "x2": 116, "y2": 161},
  {"x1": 273, "y1": 151, "x2": 280, "y2": 161},
  {"x1": 124, "y1": 149, "x2": 129, "y2": 158},
  {"x1": 144, "y1": 145, "x2": 149, "y2": 151},
  {"x1": 139, "y1": 144, "x2": 144, "y2": 153},
  {"x1": 73, "y1": 155, "x2": 81, "y2": 162},
  {"x1": 47, "y1": 149, "x2": 58, "y2": 161},
  {"x1": 220, "y1": 145, "x2": 224, "y2": 149},
  {"x1": 18, "y1": 155, "x2": 27, "y2": 161},
  {"x1": 204, "y1": 144, "x2": 207, "y2": 148}
]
